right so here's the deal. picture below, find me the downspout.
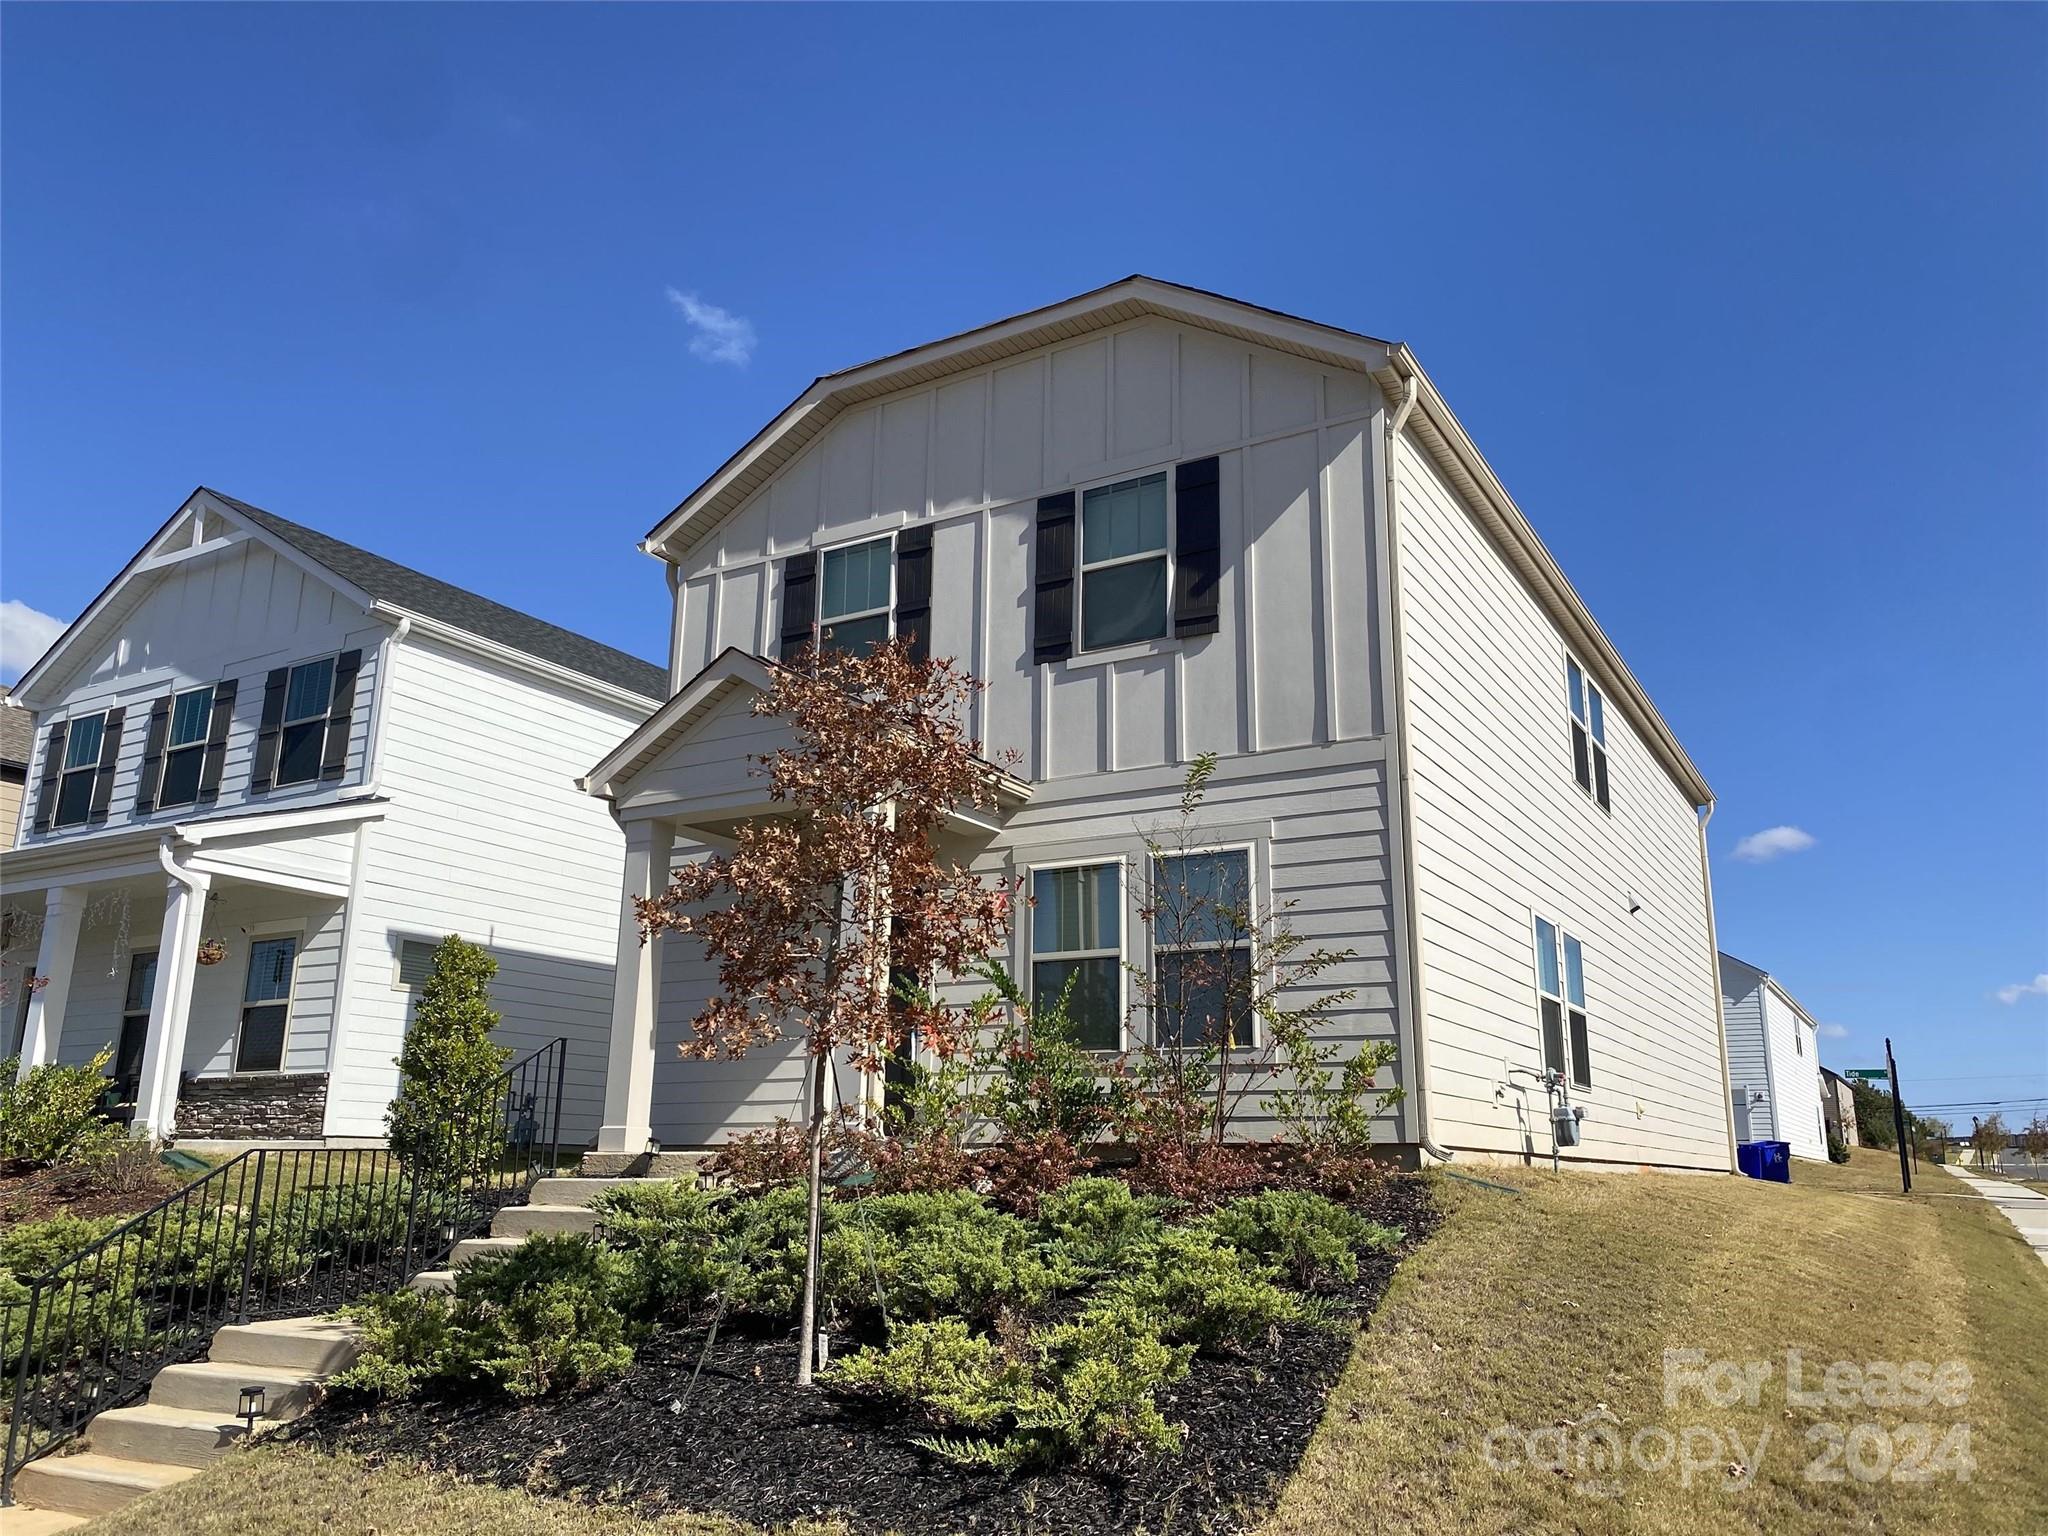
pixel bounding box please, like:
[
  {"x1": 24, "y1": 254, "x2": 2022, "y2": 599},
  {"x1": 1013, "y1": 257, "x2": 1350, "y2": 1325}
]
[
  {"x1": 1696, "y1": 800, "x2": 1739, "y2": 1172},
  {"x1": 347, "y1": 615, "x2": 409, "y2": 802},
  {"x1": 1382, "y1": 369, "x2": 1455, "y2": 1165}
]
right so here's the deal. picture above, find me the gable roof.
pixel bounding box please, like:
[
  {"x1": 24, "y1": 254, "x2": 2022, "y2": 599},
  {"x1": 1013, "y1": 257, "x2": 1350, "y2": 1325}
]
[
  {"x1": 211, "y1": 493, "x2": 667, "y2": 700},
  {"x1": 640, "y1": 274, "x2": 1711, "y2": 807},
  {"x1": 0, "y1": 686, "x2": 32, "y2": 770},
  {"x1": 12, "y1": 489, "x2": 666, "y2": 708}
]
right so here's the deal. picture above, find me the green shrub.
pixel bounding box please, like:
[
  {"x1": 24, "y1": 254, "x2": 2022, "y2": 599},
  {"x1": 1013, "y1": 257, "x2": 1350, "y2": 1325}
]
[
  {"x1": 718, "y1": 1182, "x2": 851, "y2": 1319},
  {"x1": 385, "y1": 937, "x2": 512, "y2": 1185},
  {"x1": 0, "y1": 1048, "x2": 122, "y2": 1165},
  {"x1": 826, "y1": 1318, "x2": 1029, "y2": 1432},
  {"x1": 1101, "y1": 1226, "x2": 1304, "y2": 1349},
  {"x1": 827, "y1": 1190, "x2": 1053, "y2": 1322},
  {"x1": 333, "y1": 1287, "x2": 465, "y2": 1399},
  {"x1": 1, "y1": 1213, "x2": 123, "y2": 1279},
  {"x1": 1202, "y1": 1189, "x2": 1401, "y2": 1288},
  {"x1": 1033, "y1": 1176, "x2": 1172, "y2": 1278},
  {"x1": 1826, "y1": 1130, "x2": 1852, "y2": 1164},
  {"x1": 590, "y1": 1179, "x2": 732, "y2": 1317}
]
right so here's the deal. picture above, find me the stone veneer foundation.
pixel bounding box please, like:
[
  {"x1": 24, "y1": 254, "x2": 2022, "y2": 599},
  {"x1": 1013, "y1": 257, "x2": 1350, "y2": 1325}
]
[{"x1": 173, "y1": 1073, "x2": 330, "y2": 1141}]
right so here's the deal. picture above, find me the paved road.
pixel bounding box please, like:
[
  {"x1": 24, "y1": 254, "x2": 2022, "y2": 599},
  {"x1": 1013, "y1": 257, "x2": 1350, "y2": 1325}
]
[{"x1": 1942, "y1": 1163, "x2": 2048, "y2": 1269}]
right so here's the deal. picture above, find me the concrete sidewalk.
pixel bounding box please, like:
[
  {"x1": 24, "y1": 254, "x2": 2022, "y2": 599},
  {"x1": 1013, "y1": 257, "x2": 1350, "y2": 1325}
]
[{"x1": 1942, "y1": 1163, "x2": 2048, "y2": 1268}]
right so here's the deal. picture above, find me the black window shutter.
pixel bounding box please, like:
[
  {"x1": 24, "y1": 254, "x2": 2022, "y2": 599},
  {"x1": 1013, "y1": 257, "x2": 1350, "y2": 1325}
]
[
  {"x1": 1173, "y1": 457, "x2": 1222, "y2": 638},
  {"x1": 30, "y1": 720, "x2": 67, "y2": 833},
  {"x1": 1033, "y1": 491, "x2": 1076, "y2": 664},
  {"x1": 894, "y1": 526, "x2": 934, "y2": 664},
  {"x1": 778, "y1": 551, "x2": 818, "y2": 663},
  {"x1": 251, "y1": 667, "x2": 290, "y2": 793},
  {"x1": 134, "y1": 695, "x2": 173, "y2": 815},
  {"x1": 197, "y1": 678, "x2": 238, "y2": 805},
  {"x1": 86, "y1": 708, "x2": 125, "y2": 824},
  {"x1": 320, "y1": 649, "x2": 363, "y2": 781}
]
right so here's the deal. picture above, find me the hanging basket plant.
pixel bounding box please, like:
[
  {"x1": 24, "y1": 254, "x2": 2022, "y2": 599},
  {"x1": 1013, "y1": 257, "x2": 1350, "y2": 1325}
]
[{"x1": 195, "y1": 937, "x2": 228, "y2": 967}]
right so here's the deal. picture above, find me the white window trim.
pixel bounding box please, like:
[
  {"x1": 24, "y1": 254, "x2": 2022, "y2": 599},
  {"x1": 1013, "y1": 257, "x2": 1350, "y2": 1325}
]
[
  {"x1": 154, "y1": 683, "x2": 217, "y2": 809},
  {"x1": 273, "y1": 655, "x2": 339, "y2": 790},
  {"x1": 231, "y1": 922, "x2": 305, "y2": 1076},
  {"x1": 1564, "y1": 653, "x2": 1611, "y2": 815},
  {"x1": 1076, "y1": 468, "x2": 1174, "y2": 657},
  {"x1": 53, "y1": 708, "x2": 110, "y2": 828},
  {"x1": 1530, "y1": 912, "x2": 1592, "y2": 1091},
  {"x1": 1149, "y1": 841, "x2": 1261, "y2": 1051},
  {"x1": 816, "y1": 532, "x2": 896, "y2": 649},
  {"x1": 1024, "y1": 853, "x2": 1129, "y2": 1053}
]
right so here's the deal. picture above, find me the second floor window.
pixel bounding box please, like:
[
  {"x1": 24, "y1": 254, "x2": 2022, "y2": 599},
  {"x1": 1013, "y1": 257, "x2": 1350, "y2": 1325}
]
[
  {"x1": 820, "y1": 537, "x2": 892, "y2": 657},
  {"x1": 276, "y1": 658, "x2": 335, "y2": 788},
  {"x1": 155, "y1": 685, "x2": 216, "y2": 809},
  {"x1": 1080, "y1": 471, "x2": 1168, "y2": 650},
  {"x1": 1032, "y1": 861, "x2": 1122, "y2": 1050},
  {"x1": 1566, "y1": 658, "x2": 1611, "y2": 811},
  {"x1": 54, "y1": 711, "x2": 107, "y2": 828}
]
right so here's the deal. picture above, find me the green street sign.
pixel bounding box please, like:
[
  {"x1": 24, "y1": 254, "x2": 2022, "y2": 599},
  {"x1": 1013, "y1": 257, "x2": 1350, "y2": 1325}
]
[{"x1": 1844, "y1": 1069, "x2": 1890, "y2": 1081}]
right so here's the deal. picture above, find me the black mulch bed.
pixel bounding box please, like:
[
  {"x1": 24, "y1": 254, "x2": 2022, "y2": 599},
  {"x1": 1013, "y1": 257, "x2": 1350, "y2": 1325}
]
[{"x1": 288, "y1": 1176, "x2": 1439, "y2": 1536}]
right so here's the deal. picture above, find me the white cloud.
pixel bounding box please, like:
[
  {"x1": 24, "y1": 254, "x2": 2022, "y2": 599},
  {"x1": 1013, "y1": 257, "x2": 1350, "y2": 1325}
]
[
  {"x1": 1731, "y1": 825, "x2": 1817, "y2": 863},
  {"x1": 1817, "y1": 1022, "x2": 1849, "y2": 1039},
  {"x1": 0, "y1": 599, "x2": 67, "y2": 684},
  {"x1": 1995, "y1": 973, "x2": 2048, "y2": 1005},
  {"x1": 664, "y1": 287, "x2": 756, "y2": 366}
]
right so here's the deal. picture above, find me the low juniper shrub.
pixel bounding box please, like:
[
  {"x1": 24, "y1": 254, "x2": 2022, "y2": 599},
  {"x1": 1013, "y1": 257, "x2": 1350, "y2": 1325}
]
[{"x1": 1201, "y1": 1189, "x2": 1402, "y2": 1289}]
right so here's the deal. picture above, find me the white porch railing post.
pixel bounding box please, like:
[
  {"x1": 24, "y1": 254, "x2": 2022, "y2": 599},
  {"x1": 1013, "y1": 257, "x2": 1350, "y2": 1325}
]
[
  {"x1": 131, "y1": 865, "x2": 211, "y2": 1140},
  {"x1": 15, "y1": 886, "x2": 83, "y2": 1080},
  {"x1": 596, "y1": 817, "x2": 672, "y2": 1154}
]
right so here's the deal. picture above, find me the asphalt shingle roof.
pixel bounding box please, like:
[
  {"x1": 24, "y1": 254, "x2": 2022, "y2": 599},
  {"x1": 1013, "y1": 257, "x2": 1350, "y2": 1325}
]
[
  {"x1": 0, "y1": 685, "x2": 32, "y2": 767},
  {"x1": 209, "y1": 492, "x2": 667, "y2": 701}
]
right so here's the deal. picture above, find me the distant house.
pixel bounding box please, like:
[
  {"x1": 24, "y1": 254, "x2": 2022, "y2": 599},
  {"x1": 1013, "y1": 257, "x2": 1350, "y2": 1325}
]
[
  {"x1": 1819, "y1": 1065, "x2": 1858, "y2": 1151},
  {"x1": 2, "y1": 489, "x2": 663, "y2": 1144},
  {"x1": 0, "y1": 684, "x2": 31, "y2": 852},
  {"x1": 1718, "y1": 952, "x2": 1828, "y2": 1160}
]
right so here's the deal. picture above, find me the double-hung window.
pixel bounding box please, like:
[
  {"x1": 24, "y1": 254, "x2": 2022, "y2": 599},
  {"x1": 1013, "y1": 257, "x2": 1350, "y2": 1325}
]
[
  {"x1": 53, "y1": 712, "x2": 107, "y2": 828},
  {"x1": 236, "y1": 935, "x2": 298, "y2": 1073},
  {"x1": 1152, "y1": 849, "x2": 1254, "y2": 1049},
  {"x1": 1031, "y1": 862, "x2": 1122, "y2": 1050},
  {"x1": 1079, "y1": 472, "x2": 1168, "y2": 651},
  {"x1": 155, "y1": 685, "x2": 216, "y2": 809},
  {"x1": 1533, "y1": 917, "x2": 1593, "y2": 1089},
  {"x1": 276, "y1": 659, "x2": 336, "y2": 788},
  {"x1": 115, "y1": 951, "x2": 157, "y2": 1108},
  {"x1": 1566, "y1": 658, "x2": 1611, "y2": 811},
  {"x1": 819, "y1": 537, "x2": 893, "y2": 657}
]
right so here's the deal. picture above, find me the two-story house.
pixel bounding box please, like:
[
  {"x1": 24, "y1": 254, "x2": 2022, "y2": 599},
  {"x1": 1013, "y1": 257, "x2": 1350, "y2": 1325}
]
[
  {"x1": 1718, "y1": 951, "x2": 1830, "y2": 1160},
  {"x1": 581, "y1": 277, "x2": 1735, "y2": 1172},
  {"x1": 2, "y1": 489, "x2": 663, "y2": 1144}
]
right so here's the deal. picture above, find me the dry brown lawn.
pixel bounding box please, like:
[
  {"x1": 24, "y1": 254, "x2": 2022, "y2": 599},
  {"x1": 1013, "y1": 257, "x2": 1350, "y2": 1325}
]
[{"x1": 78, "y1": 1148, "x2": 2047, "y2": 1536}]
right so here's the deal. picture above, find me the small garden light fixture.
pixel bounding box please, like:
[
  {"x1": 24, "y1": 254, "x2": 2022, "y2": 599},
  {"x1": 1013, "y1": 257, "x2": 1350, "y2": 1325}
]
[{"x1": 237, "y1": 1384, "x2": 266, "y2": 1431}]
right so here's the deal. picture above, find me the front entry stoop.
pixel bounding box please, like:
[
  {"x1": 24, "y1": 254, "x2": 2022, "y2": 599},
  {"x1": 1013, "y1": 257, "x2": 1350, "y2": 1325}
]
[
  {"x1": 7, "y1": 1316, "x2": 360, "y2": 1524},
  {"x1": 409, "y1": 1163, "x2": 712, "y2": 1294}
]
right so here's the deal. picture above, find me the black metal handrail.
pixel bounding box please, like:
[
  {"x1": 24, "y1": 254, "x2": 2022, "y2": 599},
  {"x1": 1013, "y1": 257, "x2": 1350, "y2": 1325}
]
[{"x1": 1, "y1": 1035, "x2": 568, "y2": 1501}]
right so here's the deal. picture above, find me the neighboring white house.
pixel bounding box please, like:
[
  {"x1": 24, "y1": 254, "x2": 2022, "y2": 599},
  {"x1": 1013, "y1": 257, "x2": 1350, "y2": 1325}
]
[
  {"x1": 582, "y1": 277, "x2": 1735, "y2": 1174},
  {"x1": 1, "y1": 489, "x2": 664, "y2": 1145},
  {"x1": 1718, "y1": 951, "x2": 1829, "y2": 1160}
]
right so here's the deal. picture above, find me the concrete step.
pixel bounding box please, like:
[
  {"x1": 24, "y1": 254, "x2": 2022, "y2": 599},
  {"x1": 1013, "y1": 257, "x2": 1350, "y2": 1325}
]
[
  {"x1": 9, "y1": 1453, "x2": 198, "y2": 1519},
  {"x1": 574, "y1": 1150, "x2": 713, "y2": 1178},
  {"x1": 3, "y1": 1505, "x2": 88, "y2": 1534},
  {"x1": 527, "y1": 1175, "x2": 698, "y2": 1208},
  {"x1": 209, "y1": 1315, "x2": 361, "y2": 1374},
  {"x1": 148, "y1": 1360, "x2": 319, "y2": 1420},
  {"x1": 86, "y1": 1402, "x2": 251, "y2": 1468},
  {"x1": 492, "y1": 1203, "x2": 603, "y2": 1238},
  {"x1": 448, "y1": 1235, "x2": 525, "y2": 1267},
  {"x1": 410, "y1": 1268, "x2": 455, "y2": 1294}
]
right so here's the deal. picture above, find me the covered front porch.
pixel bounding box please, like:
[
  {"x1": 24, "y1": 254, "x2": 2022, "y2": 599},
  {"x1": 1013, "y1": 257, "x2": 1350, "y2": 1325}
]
[{"x1": 3, "y1": 803, "x2": 378, "y2": 1142}]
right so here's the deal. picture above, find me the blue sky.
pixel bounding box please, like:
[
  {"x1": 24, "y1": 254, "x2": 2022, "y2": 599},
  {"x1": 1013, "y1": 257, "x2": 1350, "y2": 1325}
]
[{"x1": 3, "y1": 5, "x2": 2042, "y2": 1123}]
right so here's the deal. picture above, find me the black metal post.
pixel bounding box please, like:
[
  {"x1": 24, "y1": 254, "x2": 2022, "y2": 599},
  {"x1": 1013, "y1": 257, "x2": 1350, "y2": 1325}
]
[
  {"x1": 549, "y1": 1039, "x2": 567, "y2": 1174},
  {"x1": 1886, "y1": 1037, "x2": 1911, "y2": 1195},
  {"x1": 237, "y1": 1150, "x2": 269, "y2": 1324},
  {"x1": 2, "y1": 1281, "x2": 45, "y2": 1504}
]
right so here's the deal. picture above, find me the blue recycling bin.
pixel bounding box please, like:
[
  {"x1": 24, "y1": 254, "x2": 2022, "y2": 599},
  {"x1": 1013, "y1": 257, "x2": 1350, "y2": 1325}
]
[{"x1": 1737, "y1": 1140, "x2": 1791, "y2": 1183}]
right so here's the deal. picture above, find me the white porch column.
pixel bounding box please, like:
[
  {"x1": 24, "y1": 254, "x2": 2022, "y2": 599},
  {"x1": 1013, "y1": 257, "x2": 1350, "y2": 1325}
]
[
  {"x1": 596, "y1": 817, "x2": 673, "y2": 1154},
  {"x1": 15, "y1": 887, "x2": 84, "y2": 1079},
  {"x1": 132, "y1": 865, "x2": 212, "y2": 1141}
]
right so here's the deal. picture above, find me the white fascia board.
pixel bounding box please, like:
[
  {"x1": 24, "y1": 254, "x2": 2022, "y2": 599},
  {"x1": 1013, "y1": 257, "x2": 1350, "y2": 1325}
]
[
  {"x1": 369, "y1": 603, "x2": 662, "y2": 716},
  {"x1": 582, "y1": 648, "x2": 775, "y2": 796},
  {"x1": 172, "y1": 799, "x2": 387, "y2": 846},
  {"x1": 179, "y1": 856, "x2": 352, "y2": 901}
]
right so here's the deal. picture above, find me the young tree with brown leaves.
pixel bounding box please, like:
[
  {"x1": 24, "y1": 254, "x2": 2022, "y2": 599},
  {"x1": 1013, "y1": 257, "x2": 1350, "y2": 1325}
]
[{"x1": 636, "y1": 639, "x2": 1018, "y2": 1384}]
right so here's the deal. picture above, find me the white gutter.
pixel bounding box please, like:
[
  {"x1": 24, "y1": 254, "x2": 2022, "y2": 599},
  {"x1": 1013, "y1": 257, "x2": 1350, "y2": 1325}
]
[
  {"x1": 1382, "y1": 370, "x2": 1455, "y2": 1165},
  {"x1": 349, "y1": 615, "x2": 409, "y2": 802},
  {"x1": 366, "y1": 603, "x2": 661, "y2": 716},
  {"x1": 1697, "y1": 801, "x2": 1739, "y2": 1171}
]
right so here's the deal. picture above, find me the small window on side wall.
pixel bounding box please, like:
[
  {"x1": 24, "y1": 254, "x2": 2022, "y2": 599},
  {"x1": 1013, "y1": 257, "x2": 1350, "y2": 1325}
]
[
  {"x1": 1566, "y1": 658, "x2": 1611, "y2": 812},
  {"x1": 1533, "y1": 916, "x2": 1593, "y2": 1090}
]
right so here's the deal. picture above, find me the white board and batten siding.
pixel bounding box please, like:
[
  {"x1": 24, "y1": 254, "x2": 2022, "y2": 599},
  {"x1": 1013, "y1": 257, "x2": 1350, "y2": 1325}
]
[
  {"x1": 1392, "y1": 430, "x2": 1729, "y2": 1172},
  {"x1": 13, "y1": 536, "x2": 385, "y2": 847},
  {"x1": 324, "y1": 632, "x2": 651, "y2": 1141}
]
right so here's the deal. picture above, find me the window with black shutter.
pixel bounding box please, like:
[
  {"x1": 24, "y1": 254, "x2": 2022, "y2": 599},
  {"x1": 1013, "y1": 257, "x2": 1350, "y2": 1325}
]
[
  {"x1": 818, "y1": 537, "x2": 893, "y2": 658},
  {"x1": 52, "y1": 712, "x2": 108, "y2": 829},
  {"x1": 1032, "y1": 491, "x2": 1076, "y2": 663},
  {"x1": 274, "y1": 657, "x2": 336, "y2": 788},
  {"x1": 893, "y1": 526, "x2": 933, "y2": 663},
  {"x1": 1172, "y1": 457, "x2": 1221, "y2": 637},
  {"x1": 154, "y1": 685, "x2": 217, "y2": 810},
  {"x1": 195, "y1": 678, "x2": 237, "y2": 805},
  {"x1": 778, "y1": 551, "x2": 819, "y2": 663},
  {"x1": 31, "y1": 720, "x2": 67, "y2": 834}
]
